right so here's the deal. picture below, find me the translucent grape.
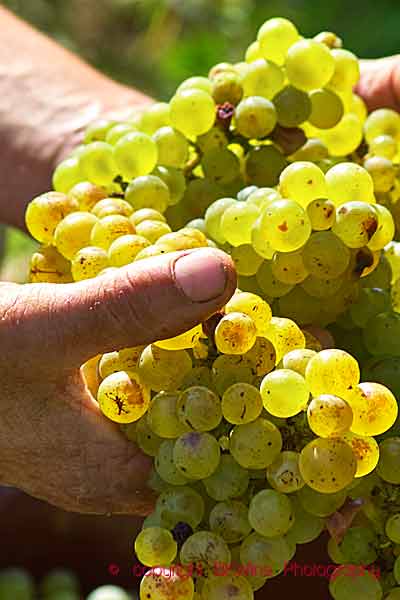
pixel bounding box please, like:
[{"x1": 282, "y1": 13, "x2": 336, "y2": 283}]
[
  {"x1": 329, "y1": 48, "x2": 360, "y2": 90},
  {"x1": 154, "y1": 325, "x2": 203, "y2": 352},
  {"x1": 261, "y1": 369, "x2": 309, "y2": 418},
  {"x1": 201, "y1": 575, "x2": 253, "y2": 600},
  {"x1": 263, "y1": 316, "x2": 306, "y2": 363},
  {"x1": 180, "y1": 531, "x2": 231, "y2": 573},
  {"x1": 257, "y1": 17, "x2": 299, "y2": 65},
  {"x1": 369, "y1": 134, "x2": 397, "y2": 159},
  {"x1": 205, "y1": 198, "x2": 236, "y2": 244},
  {"x1": 107, "y1": 234, "x2": 150, "y2": 266},
  {"x1": 267, "y1": 451, "x2": 305, "y2": 493},
  {"x1": 256, "y1": 261, "x2": 294, "y2": 297},
  {"x1": 309, "y1": 88, "x2": 344, "y2": 129},
  {"x1": 146, "y1": 391, "x2": 189, "y2": 439},
  {"x1": 156, "y1": 486, "x2": 205, "y2": 529},
  {"x1": 367, "y1": 204, "x2": 395, "y2": 251},
  {"x1": 307, "y1": 395, "x2": 353, "y2": 438},
  {"x1": 134, "y1": 527, "x2": 177, "y2": 567},
  {"x1": 286, "y1": 39, "x2": 335, "y2": 91},
  {"x1": 80, "y1": 142, "x2": 118, "y2": 186},
  {"x1": 177, "y1": 386, "x2": 222, "y2": 432},
  {"x1": 29, "y1": 245, "x2": 72, "y2": 284},
  {"x1": 215, "y1": 312, "x2": 257, "y2": 355},
  {"x1": 211, "y1": 355, "x2": 254, "y2": 396},
  {"x1": 245, "y1": 40, "x2": 262, "y2": 63},
  {"x1": 251, "y1": 218, "x2": 275, "y2": 259},
  {"x1": 222, "y1": 383, "x2": 262, "y2": 425},
  {"x1": 52, "y1": 156, "x2": 83, "y2": 193},
  {"x1": 71, "y1": 246, "x2": 109, "y2": 280},
  {"x1": 256, "y1": 199, "x2": 312, "y2": 252},
  {"x1": 235, "y1": 96, "x2": 277, "y2": 138},
  {"x1": 364, "y1": 155, "x2": 396, "y2": 193},
  {"x1": 329, "y1": 565, "x2": 382, "y2": 600},
  {"x1": 125, "y1": 175, "x2": 170, "y2": 214},
  {"x1": 173, "y1": 431, "x2": 220, "y2": 479},
  {"x1": 97, "y1": 371, "x2": 150, "y2": 424},
  {"x1": 202, "y1": 147, "x2": 240, "y2": 185},
  {"x1": 170, "y1": 89, "x2": 216, "y2": 137},
  {"x1": 305, "y1": 198, "x2": 334, "y2": 231},
  {"x1": 69, "y1": 181, "x2": 108, "y2": 211},
  {"x1": 153, "y1": 126, "x2": 189, "y2": 168},
  {"x1": 105, "y1": 123, "x2": 137, "y2": 145},
  {"x1": 209, "y1": 500, "x2": 252, "y2": 544},
  {"x1": 229, "y1": 417, "x2": 282, "y2": 469},
  {"x1": 299, "y1": 437, "x2": 357, "y2": 493},
  {"x1": 155, "y1": 440, "x2": 189, "y2": 485},
  {"x1": 90, "y1": 214, "x2": 135, "y2": 249},
  {"x1": 325, "y1": 162, "x2": 375, "y2": 207},
  {"x1": 225, "y1": 292, "x2": 272, "y2": 334},
  {"x1": 139, "y1": 568, "x2": 194, "y2": 600},
  {"x1": 273, "y1": 85, "x2": 311, "y2": 128},
  {"x1": 231, "y1": 244, "x2": 264, "y2": 276},
  {"x1": 138, "y1": 345, "x2": 192, "y2": 392},
  {"x1": 240, "y1": 532, "x2": 293, "y2": 579},
  {"x1": 302, "y1": 231, "x2": 351, "y2": 279},
  {"x1": 386, "y1": 514, "x2": 400, "y2": 543},
  {"x1": 114, "y1": 132, "x2": 158, "y2": 180},
  {"x1": 135, "y1": 416, "x2": 163, "y2": 457},
  {"x1": 305, "y1": 349, "x2": 360, "y2": 397},
  {"x1": 220, "y1": 202, "x2": 260, "y2": 246},
  {"x1": 177, "y1": 76, "x2": 213, "y2": 94},
  {"x1": 285, "y1": 496, "x2": 324, "y2": 544},
  {"x1": 212, "y1": 71, "x2": 243, "y2": 105},
  {"x1": 364, "y1": 108, "x2": 400, "y2": 143},
  {"x1": 331, "y1": 202, "x2": 378, "y2": 249},
  {"x1": 320, "y1": 113, "x2": 364, "y2": 157},
  {"x1": 203, "y1": 454, "x2": 249, "y2": 501},
  {"x1": 346, "y1": 382, "x2": 398, "y2": 436},
  {"x1": 241, "y1": 337, "x2": 276, "y2": 377},
  {"x1": 341, "y1": 431, "x2": 379, "y2": 478},
  {"x1": 92, "y1": 197, "x2": 133, "y2": 218},
  {"x1": 279, "y1": 161, "x2": 327, "y2": 208},
  {"x1": 25, "y1": 192, "x2": 79, "y2": 243},
  {"x1": 153, "y1": 165, "x2": 186, "y2": 206}
]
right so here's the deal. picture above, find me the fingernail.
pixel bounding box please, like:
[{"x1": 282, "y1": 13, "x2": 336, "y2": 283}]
[{"x1": 174, "y1": 249, "x2": 228, "y2": 303}]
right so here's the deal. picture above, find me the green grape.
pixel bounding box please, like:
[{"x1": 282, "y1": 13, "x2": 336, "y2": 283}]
[
  {"x1": 256, "y1": 199, "x2": 312, "y2": 252},
  {"x1": 277, "y1": 285, "x2": 324, "y2": 325},
  {"x1": 332, "y1": 202, "x2": 378, "y2": 249},
  {"x1": 282, "y1": 349, "x2": 317, "y2": 377},
  {"x1": 205, "y1": 197, "x2": 236, "y2": 244},
  {"x1": 302, "y1": 231, "x2": 351, "y2": 279},
  {"x1": 177, "y1": 76, "x2": 213, "y2": 94},
  {"x1": 229, "y1": 417, "x2": 282, "y2": 469},
  {"x1": 203, "y1": 454, "x2": 249, "y2": 501},
  {"x1": 71, "y1": 246, "x2": 109, "y2": 280},
  {"x1": 180, "y1": 531, "x2": 231, "y2": 572},
  {"x1": 325, "y1": 162, "x2": 375, "y2": 206},
  {"x1": 156, "y1": 229, "x2": 207, "y2": 252},
  {"x1": 79, "y1": 142, "x2": 118, "y2": 186},
  {"x1": 90, "y1": 214, "x2": 135, "y2": 249},
  {"x1": 202, "y1": 575, "x2": 253, "y2": 600},
  {"x1": 286, "y1": 39, "x2": 335, "y2": 91},
  {"x1": 156, "y1": 486, "x2": 205, "y2": 529},
  {"x1": 197, "y1": 126, "x2": 228, "y2": 153},
  {"x1": 364, "y1": 156, "x2": 396, "y2": 193},
  {"x1": 231, "y1": 244, "x2": 264, "y2": 276},
  {"x1": 138, "y1": 102, "x2": 171, "y2": 134},
  {"x1": 240, "y1": 59, "x2": 284, "y2": 99},
  {"x1": 220, "y1": 202, "x2": 260, "y2": 246},
  {"x1": 135, "y1": 527, "x2": 177, "y2": 567},
  {"x1": 209, "y1": 500, "x2": 252, "y2": 543},
  {"x1": 299, "y1": 437, "x2": 357, "y2": 493},
  {"x1": 305, "y1": 348, "x2": 360, "y2": 397},
  {"x1": 97, "y1": 370, "x2": 150, "y2": 424},
  {"x1": 92, "y1": 198, "x2": 134, "y2": 218},
  {"x1": 349, "y1": 287, "x2": 391, "y2": 328},
  {"x1": 84, "y1": 118, "x2": 116, "y2": 143},
  {"x1": 247, "y1": 187, "x2": 280, "y2": 209},
  {"x1": 241, "y1": 337, "x2": 276, "y2": 376},
  {"x1": 108, "y1": 233, "x2": 150, "y2": 266},
  {"x1": 87, "y1": 585, "x2": 130, "y2": 600},
  {"x1": 250, "y1": 220, "x2": 274, "y2": 261},
  {"x1": 377, "y1": 437, "x2": 400, "y2": 483},
  {"x1": 226, "y1": 292, "x2": 272, "y2": 335},
  {"x1": 301, "y1": 275, "x2": 343, "y2": 300},
  {"x1": 173, "y1": 431, "x2": 220, "y2": 479},
  {"x1": 369, "y1": 134, "x2": 397, "y2": 159},
  {"x1": 125, "y1": 175, "x2": 170, "y2": 213},
  {"x1": 40, "y1": 569, "x2": 79, "y2": 597},
  {"x1": 291, "y1": 138, "x2": 329, "y2": 162},
  {"x1": 185, "y1": 217, "x2": 207, "y2": 233},
  {"x1": 261, "y1": 368, "x2": 309, "y2": 418},
  {"x1": 297, "y1": 485, "x2": 347, "y2": 517},
  {"x1": 235, "y1": 96, "x2": 277, "y2": 138},
  {"x1": 328, "y1": 48, "x2": 360, "y2": 91},
  {"x1": 170, "y1": 89, "x2": 216, "y2": 137},
  {"x1": 105, "y1": 123, "x2": 137, "y2": 145},
  {"x1": 329, "y1": 565, "x2": 382, "y2": 600},
  {"x1": 263, "y1": 316, "x2": 306, "y2": 363},
  {"x1": 211, "y1": 354, "x2": 254, "y2": 395},
  {"x1": 257, "y1": 17, "x2": 299, "y2": 65},
  {"x1": 25, "y1": 191, "x2": 79, "y2": 243},
  {"x1": 339, "y1": 526, "x2": 378, "y2": 565},
  {"x1": 155, "y1": 440, "x2": 189, "y2": 485},
  {"x1": 279, "y1": 161, "x2": 327, "y2": 208},
  {"x1": 53, "y1": 212, "x2": 98, "y2": 259},
  {"x1": 202, "y1": 147, "x2": 240, "y2": 185},
  {"x1": 285, "y1": 496, "x2": 324, "y2": 544},
  {"x1": 153, "y1": 165, "x2": 186, "y2": 206},
  {"x1": 307, "y1": 394, "x2": 353, "y2": 438},
  {"x1": 139, "y1": 569, "x2": 194, "y2": 600},
  {"x1": 135, "y1": 416, "x2": 163, "y2": 457},
  {"x1": 147, "y1": 391, "x2": 189, "y2": 438},
  {"x1": 215, "y1": 312, "x2": 257, "y2": 355},
  {"x1": 212, "y1": 71, "x2": 243, "y2": 105},
  {"x1": 368, "y1": 204, "x2": 395, "y2": 251},
  {"x1": 240, "y1": 532, "x2": 293, "y2": 578},
  {"x1": 52, "y1": 156, "x2": 83, "y2": 193},
  {"x1": 245, "y1": 40, "x2": 262, "y2": 63},
  {"x1": 267, "y1": 450, "x2": 305, "y2": 493},
  {"x1": 222, "y1": 383, "x2": 262, "y2": 425},
  {"x1": 138, "y1": 345, "x2": 192, "y2": 392},
  {"x1": 363, "y1": 312, "x2": 400, "y2": 357},
  {"x1": 386, "y1": 514, "x2": 400, "y2": 543},
  {"x1": 0, "y1": 569, "x2": 34, "y2": 600},
  {"x1": 153, "y1": 126, "x2": 189, "y2": 168},
  {"x1": 309, "y1": 88, "x2": 344, "y2": 129},
  {"x1": 364, "y1": 108, "x2": 400, "y2": 143},
  {"x1": 29, "y1": 245, "x2": 72, "y2": 283},
  {"x1": 177, "y1": 386, "x2": 222, "y2": 432},
  {"x1": 99, "y1": 346, "x2": 144, "y2": 379},
  {"x1": 68, "y1": 181, "x2": 108, "y2": 211},
  {"x1": 245, "y1": 145, "x2": 288, "y2": 187},
  {"x1": 320, "y1": 113, "x2": 364, "y2": 157},
  {"x1": 273, "y1": 85, "x2": 311, "y2": 128},
  {"x1": 114, "y1": 132, "x2": 158, "y2": 180}
]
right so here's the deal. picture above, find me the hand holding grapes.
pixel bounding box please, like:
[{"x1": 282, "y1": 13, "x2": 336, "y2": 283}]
[{"x1": 358, "y1": 55, "x2": 400, "y2": 110}]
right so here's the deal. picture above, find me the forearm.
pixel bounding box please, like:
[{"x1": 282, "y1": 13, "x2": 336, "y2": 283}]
[{"x1": 0, "y1": 7, "x2": 151, "y2": 230}]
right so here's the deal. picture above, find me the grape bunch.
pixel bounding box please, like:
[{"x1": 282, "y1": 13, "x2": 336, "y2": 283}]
[{"x1": 22, "y1": 14, "x2": 400, "y2": 600}]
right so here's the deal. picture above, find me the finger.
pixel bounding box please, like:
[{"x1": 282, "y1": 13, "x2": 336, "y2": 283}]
[
  {"x1": 356, "y1": 56, "x2": 400, "y2": 111},
  {"x1": 7, "y1": 248, "x2": 236, "y2": 370}
]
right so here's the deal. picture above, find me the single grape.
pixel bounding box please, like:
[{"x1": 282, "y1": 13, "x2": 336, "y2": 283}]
[
  {"x1": 138, "y1": 345, "x2": 192, "y2": 392},
  {"x1": 279, "y1": 161, "x2": 327, "y2": 208},
  {"x1": 71, "y1": 246, "x2": 109, "y2": 280},
  {"x1": 240, "y1": 59, "x2": 284, "y2": 99},
  {"x1": 309, "y1": 88, "x2": 344, "y2": 129},
  {"x1": 377, "y1": 437, "x2": 400, "y2": 484},
  {"x1": 215, "y1": 312, "x2": 257, "y2": 355},
  {"x1": 114, "y1": 132, "x2": 158, "y2": 179},
  {"x1": 260, "y1": 369, "x2": 309, "y2": 418},
  {"x1": 29, "y1": 245, "x2": 72, "y2": 283},
  {"x1": 299, "y1": 437, "x2": 357, "y2": 493},
  {"x1": 257, "y1": 17, "x2": 299, "y2": 65},
  {"x1": 25, "y1": 192, "x2": 79, "y2": 243},
  {"x1": 97, "y1": 370, "x2": 150, "y2": 424},
  {"x1": 201, "y1": 574, "x2": 253, "y2": 600},
  {"x1": 302, "y1": 231, "x2": 351, "y2": 279},
  {"x1": 346, "y1": 381, "x2": 398, "y2": 436},
  {"x1": 139, "y1": 569, "x2": 194, "y2": 600},
  {"x1": 177, "y1": 386, "x2": 222, "y2": 432},
  {"x1": 307, "y1": 395, "x2": 353, "y2": 438},
  {"x1": 325, "y1": 162, "x2": 375, "y2": 206},
  {"x1": 256, "y1": 198, "x2": 312, "y2": 252},
  {"x1": 203, "y1": 454, "x2": 249, "y2": 501},
  {"x1": 209, "y1": 500, "x2": 252, "y2": 544},
  {"x1": 285, "y1": 39, "x2": 335, "y2": 91},
  {"x1": 80, "y1": 142, "x2": 118, "y2": 185},
  {"x1": 285, "y1": 496, "x2": 324, "y2": 544},
  {"x1": 235, "y1": 96, "x2": 277, "y2": 138},
  {"x1": 267, "y1": 450, "x2": 305, "y2": 493},
  {"x1": 364, "y1": 108, "x2": 400, "y2": 143},
  {"x1": 222, "y1": 382, "x2": 263, "y2": 425},
  {"x1": 273, "y1": 85, "x2": 311, "y2": 128},
  {"x1": 282, "y1": 349, "x2": 317, "y2": 377},
  {"x1": 135, "y1": 527, "x2": 177, "y2": 567},
  {"x1": 245, "y1": 145, "x2": 288, "y2": 187},
  {"x1": 173, "y1": 431, "x2": 220, "y2": 479},
  {"x1": 229, "y1": 417, "x2": 282, "y2": 469},
  {"x1": 170, "y1": 89, "x2": 216, "y2": 137},
  {"x1": 156, "y1": 486, "x2": 205, "y2": 529},
  {"x1": 220, "y1": 202, "x2": 260, "y2": 246},
  {"x1": 329, "y1": 565, "x2": 382, "y2": 600}
]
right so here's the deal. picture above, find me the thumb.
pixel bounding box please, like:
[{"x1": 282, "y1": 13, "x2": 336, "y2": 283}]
[
  {"x1": 17, "y1": 248, "x2": 236, "y2": 370},
  {"x1": 356, "y1": 56, "x2": 400, "y2": 111}
]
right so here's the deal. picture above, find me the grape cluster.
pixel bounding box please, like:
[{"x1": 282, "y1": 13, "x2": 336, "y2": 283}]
[{"x1": 22, "y1": 14, "x2": 400, "y2": 600}]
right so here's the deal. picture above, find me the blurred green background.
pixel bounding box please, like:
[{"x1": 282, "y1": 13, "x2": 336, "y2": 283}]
[{"x1": 1, "y1": 0, "x2": 400, "y2": 280}]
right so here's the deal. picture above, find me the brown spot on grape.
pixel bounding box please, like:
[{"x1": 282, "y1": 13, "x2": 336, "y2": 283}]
[{"x1": 278, "y1": 221, "x2": 288, "y2": 232}]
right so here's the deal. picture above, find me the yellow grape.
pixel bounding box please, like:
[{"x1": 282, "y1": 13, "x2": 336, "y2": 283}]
[
  {"x1": 305, "y1": 349, "x2": 360, "y2": 398},
  {"x1": 215, "y1": 312, "x2": 257, "y2": 355},
  {"x1": 307, "y1": 394, "x2": 353, "y2": 438},
  {"x1": 346, "y1": 382, "x2": 398, "y2": 436},
  {"x1": 97, "y1": 370, "x2": 150, "y2": 424},
  {"x1": 340, "y1": 431, "x2": 380, "y2": 478},
  {"x1": 299, "y1": 438, "x2": 357, "y2": 493}
]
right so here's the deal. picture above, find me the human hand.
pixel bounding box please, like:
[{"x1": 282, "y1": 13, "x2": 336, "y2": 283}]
[
  {"x1": 357, "y1": 55, "x2": 400, "y2": 111},
  {"x1": 0, "y1": 248, "x2": 236, "y2": 515}
]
